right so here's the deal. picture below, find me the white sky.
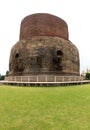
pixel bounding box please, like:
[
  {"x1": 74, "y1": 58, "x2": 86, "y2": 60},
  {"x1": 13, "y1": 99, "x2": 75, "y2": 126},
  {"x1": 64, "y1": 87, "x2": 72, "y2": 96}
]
[{"x1": 0, "y1": 0, "x2": 90, "y2": 75}]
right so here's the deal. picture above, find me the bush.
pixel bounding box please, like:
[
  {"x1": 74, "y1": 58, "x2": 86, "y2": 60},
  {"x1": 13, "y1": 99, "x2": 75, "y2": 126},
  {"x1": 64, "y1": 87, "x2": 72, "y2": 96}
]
[
  {"x1": 0, "y1": 75, "x2": 5, "y2": 80},
  {"x1": 85, "y1": 72, "x2": 90, "y2": 80}
]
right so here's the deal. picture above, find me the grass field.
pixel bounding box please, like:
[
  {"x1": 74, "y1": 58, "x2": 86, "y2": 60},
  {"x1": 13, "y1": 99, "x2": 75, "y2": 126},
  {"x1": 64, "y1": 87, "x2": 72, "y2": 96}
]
[{"x1": 0, "y1": 84, "x2": 90, "y2": 130}]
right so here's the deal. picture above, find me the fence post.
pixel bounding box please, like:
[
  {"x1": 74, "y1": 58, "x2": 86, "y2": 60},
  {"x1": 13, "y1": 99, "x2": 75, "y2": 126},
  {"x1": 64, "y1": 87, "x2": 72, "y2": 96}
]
[
  {"x1": 21, "y1": 76, "x2": 22, "y2": 82},
  {"x1": 37, "y1": 75, "x2": 38, "y2": 82},
  {"x1": 45, "y1": 75, "x2": 47, "y2": 82},
  {"x1": 55, "y1": 76, "x2": 56, "y2": 82}
]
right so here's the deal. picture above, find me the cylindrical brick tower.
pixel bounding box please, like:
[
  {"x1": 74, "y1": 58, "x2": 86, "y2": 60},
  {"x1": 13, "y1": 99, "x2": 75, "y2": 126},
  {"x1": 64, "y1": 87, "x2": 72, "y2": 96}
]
[{"x1": 20, "y1": 13, "x2": 69, "y2": 40}]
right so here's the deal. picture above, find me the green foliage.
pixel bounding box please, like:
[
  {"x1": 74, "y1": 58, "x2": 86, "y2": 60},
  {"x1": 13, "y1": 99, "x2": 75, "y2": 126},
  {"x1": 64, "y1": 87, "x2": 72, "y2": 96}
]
[
  {"x1": 0, "y1": 70, "x2": 9, "y2": 80},
  {"x1": 86, "y1": 72, "x2": 90, "y2": 80},
  {"x1": 0, "y1": 84, "x2": 90, "y2": 130},
  {"x1": 6, "y1": 70, "x2": 9, "y2": 76},
  {"x1": 0, "y1": 75, "x2": 5, "y2": 80}
]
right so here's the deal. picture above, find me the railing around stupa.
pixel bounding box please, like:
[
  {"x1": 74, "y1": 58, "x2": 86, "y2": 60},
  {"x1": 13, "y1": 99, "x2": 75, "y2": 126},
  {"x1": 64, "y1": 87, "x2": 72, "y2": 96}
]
[{"x1": 5, "y1": 75, "x2": 83, "y2": 83}]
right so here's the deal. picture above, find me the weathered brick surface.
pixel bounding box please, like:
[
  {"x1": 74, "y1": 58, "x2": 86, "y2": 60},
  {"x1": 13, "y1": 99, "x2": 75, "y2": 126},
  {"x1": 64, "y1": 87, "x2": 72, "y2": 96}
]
[
  {"x1": 9, "y1": 13, "x2": 80, "y2": 77},
  {"x1": 9, "y1": 37, "x2": 79, "y2": 76},
  {"x1": 20, "y1": 13, "x2": 68, "y2": 40}
]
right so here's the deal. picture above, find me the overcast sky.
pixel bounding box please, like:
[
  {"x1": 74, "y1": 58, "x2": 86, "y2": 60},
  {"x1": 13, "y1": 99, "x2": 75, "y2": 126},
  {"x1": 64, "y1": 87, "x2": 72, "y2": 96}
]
[{"x1": 0, "y1": 0, "x2": 90, "y2": 75}]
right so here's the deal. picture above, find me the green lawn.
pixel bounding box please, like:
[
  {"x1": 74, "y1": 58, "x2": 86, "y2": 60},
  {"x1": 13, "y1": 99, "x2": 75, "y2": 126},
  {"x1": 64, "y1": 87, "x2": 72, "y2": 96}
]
[{"x1": 0, "y1": 84, "x2": 90, "y2": 130}]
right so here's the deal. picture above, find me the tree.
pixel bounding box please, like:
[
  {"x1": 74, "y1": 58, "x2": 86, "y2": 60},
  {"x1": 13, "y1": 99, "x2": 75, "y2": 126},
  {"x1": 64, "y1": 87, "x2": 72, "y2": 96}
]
[
  {"x1": 6, "y1": 70, "x2": 9, "y2": 76},
  {"x1": 85, "y1": 72, "x2": 90, "y2": 80}
]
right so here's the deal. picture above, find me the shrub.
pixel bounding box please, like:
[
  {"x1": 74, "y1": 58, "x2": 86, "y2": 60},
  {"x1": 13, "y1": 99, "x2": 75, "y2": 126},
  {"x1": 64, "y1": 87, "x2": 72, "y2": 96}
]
[
  {"x1": 85, "y1": 72, "x2": 90, "y2": 80},
  {"x1": 0, "y1": 75, "x2": 5, "y2": 80}
]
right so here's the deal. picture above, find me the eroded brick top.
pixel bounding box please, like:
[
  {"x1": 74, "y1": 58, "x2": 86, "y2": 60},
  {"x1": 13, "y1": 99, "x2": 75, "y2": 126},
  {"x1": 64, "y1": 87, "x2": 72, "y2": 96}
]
[{"x1": 20, "y1": 13, "x2": 69, "y2": 40}]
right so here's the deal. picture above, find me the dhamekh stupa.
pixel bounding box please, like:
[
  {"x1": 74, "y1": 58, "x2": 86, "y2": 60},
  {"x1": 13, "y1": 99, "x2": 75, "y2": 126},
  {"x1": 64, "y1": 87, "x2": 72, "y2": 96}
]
[{"x1": 8, "y1": 13, "x2": 80, "y2": 82}]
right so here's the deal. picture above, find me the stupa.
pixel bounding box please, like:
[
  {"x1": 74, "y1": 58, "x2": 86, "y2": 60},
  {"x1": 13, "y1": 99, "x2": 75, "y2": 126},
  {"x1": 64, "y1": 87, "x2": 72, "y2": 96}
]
[{"x1": 8, "y1": 13, "x2": 80, "y2": 83}]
